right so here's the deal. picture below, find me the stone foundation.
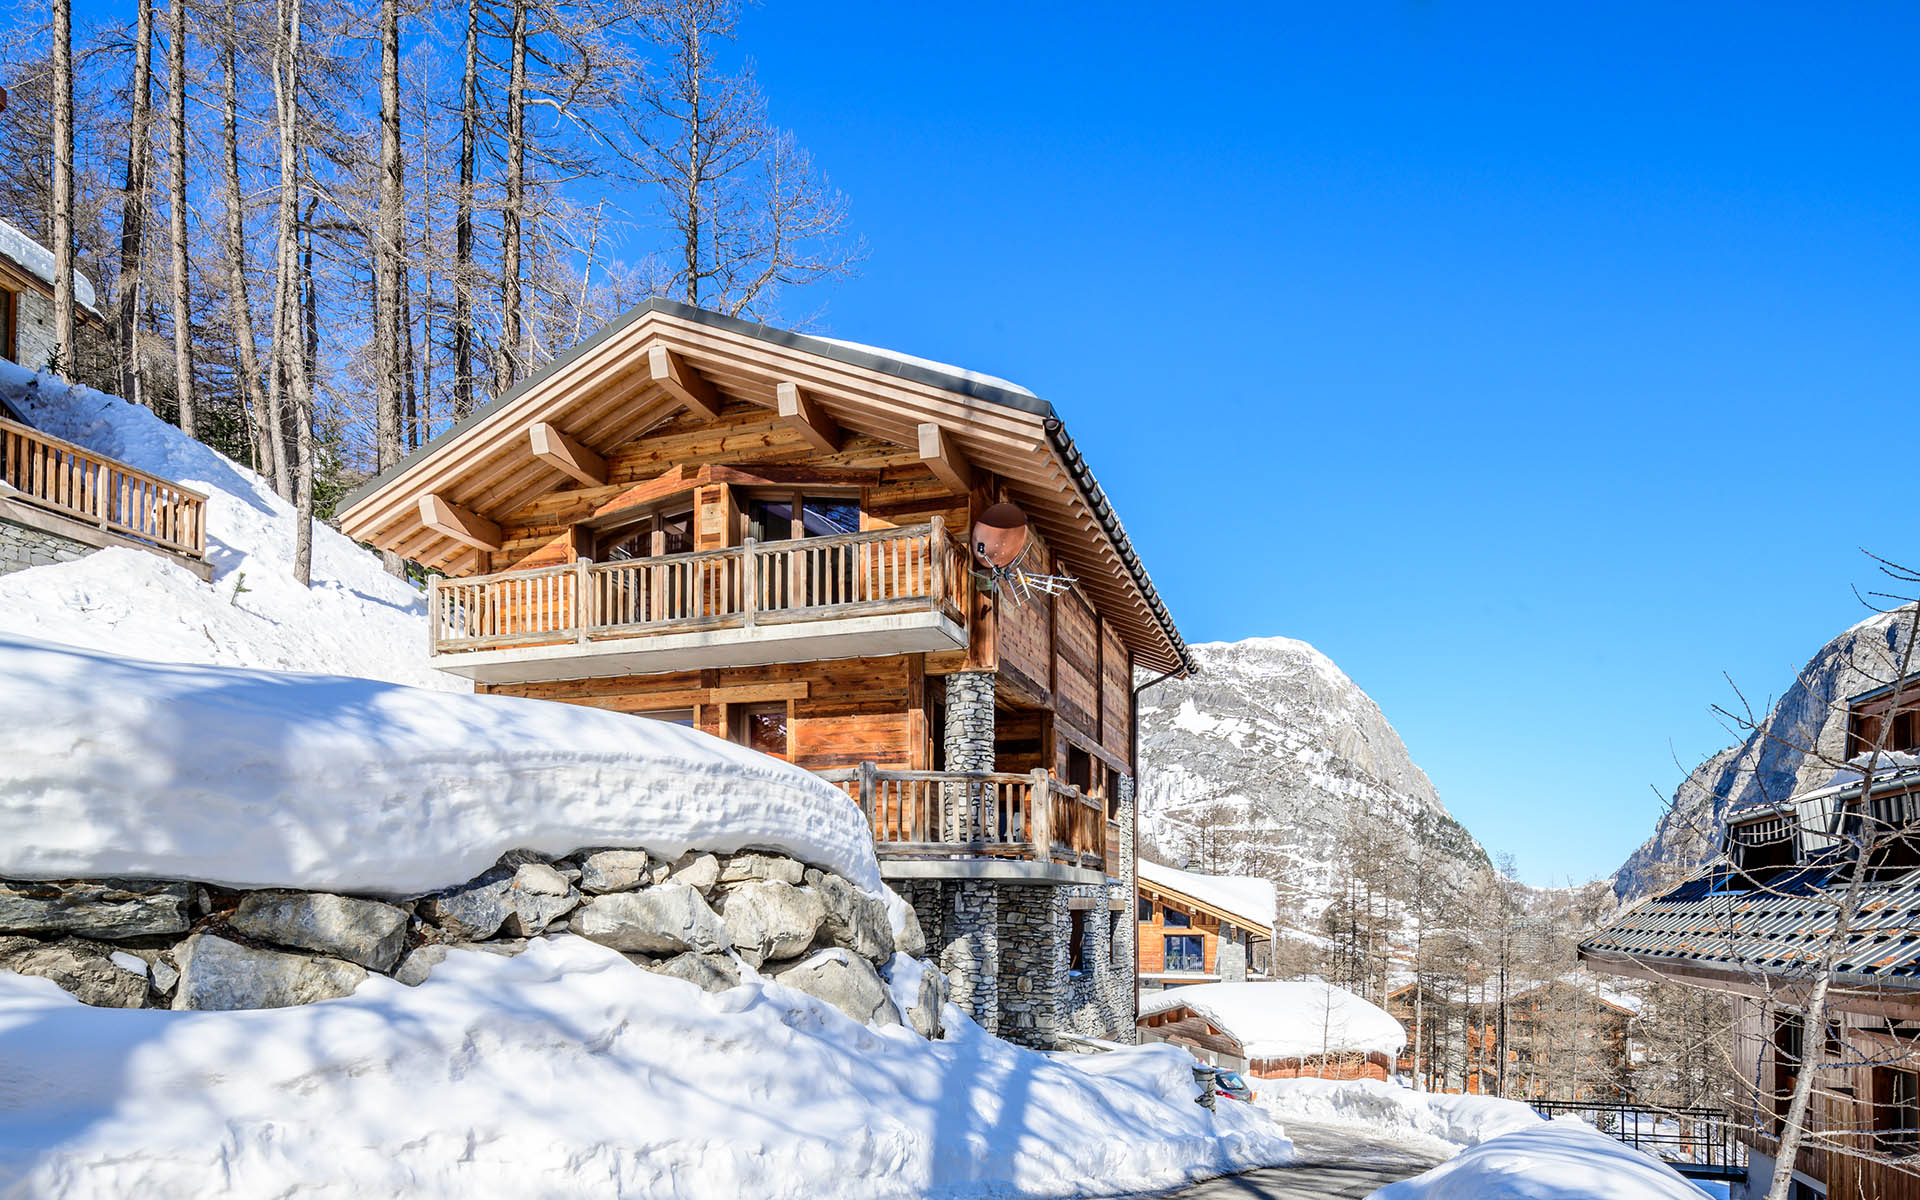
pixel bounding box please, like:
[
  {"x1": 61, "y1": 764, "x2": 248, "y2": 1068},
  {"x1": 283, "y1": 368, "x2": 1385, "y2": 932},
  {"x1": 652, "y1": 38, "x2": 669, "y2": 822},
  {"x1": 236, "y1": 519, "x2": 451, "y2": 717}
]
[{"x1": 0, "y1": 513, "x2": 92, "y2": 577}]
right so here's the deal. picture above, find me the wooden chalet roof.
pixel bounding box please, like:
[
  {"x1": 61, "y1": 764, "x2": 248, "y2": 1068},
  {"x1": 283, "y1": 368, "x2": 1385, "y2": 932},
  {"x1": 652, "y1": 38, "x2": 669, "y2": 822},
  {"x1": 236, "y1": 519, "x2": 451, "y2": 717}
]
[
  {"x1": 1137, "y1": 872, "x2": 1273, "y2": 937},
  {"x1": 337, "y1": 300, "x2": 1193, "y2": 675}
]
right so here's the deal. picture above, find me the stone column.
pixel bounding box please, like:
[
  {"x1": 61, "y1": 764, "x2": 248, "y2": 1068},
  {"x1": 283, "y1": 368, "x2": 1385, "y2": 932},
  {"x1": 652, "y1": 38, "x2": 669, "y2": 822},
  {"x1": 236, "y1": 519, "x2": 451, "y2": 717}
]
[
  {"x1": 997, "y1": 886, "x2": 1068, "y2": 1048},
  {"x1": 940, "y1": 880, "x2": 1000, "y2": 1036},
  {"x1": 942, "y1": 671, "x2": 996, "y2": 771}
]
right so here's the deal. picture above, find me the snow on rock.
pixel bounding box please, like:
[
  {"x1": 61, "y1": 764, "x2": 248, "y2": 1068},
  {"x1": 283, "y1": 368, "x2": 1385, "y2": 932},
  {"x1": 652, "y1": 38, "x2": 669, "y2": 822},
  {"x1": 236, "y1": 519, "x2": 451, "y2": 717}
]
[
  {"x1": 0, "y1": 218, "x2": 97, "y2": 312},
  {"x1": 1138, "y1": 859, "x2": 1276, "y2": 931},
  {"x1": 0, "y1": 360, "x2": 453, "y2": 690},
  {"x1": 0, "y1": 937, "x2": 1294, "y2": 1198},
  {"x1": 1139, "y1": 981, "x2": 1405, "y2": 1062},
  {"x1": 0, "y1": 635, "x2": 889, "y2": 900},
  {"x1": 1369, "y1": 1118, "x2": 1709, "y2": 1200},
  {"x1": 1255, "y1": 1078, "x2": 1540, "y2": 1155}
]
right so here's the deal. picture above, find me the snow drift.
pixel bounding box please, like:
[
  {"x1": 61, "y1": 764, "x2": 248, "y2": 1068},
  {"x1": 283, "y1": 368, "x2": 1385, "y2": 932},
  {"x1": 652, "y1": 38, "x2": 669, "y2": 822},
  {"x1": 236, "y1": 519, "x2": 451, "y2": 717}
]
[
  {"x1": 1255, "y1": 1078, "x2": 1539, "y2": 1154},
  {"x1": 0, "y1": 937, "x2": 1293, "y2": 1198},
  {"x1": 0, "y1": 359, "x2": 453, "y2": 690},
  {"x1": 0, "y1": 635, "x2": 888, "y2": 899},
  {"x1": 1370, "y1": 1118, "x2": 1708, "y2": 1200},
  {"x1": 1139, "y1": 981, "x2": 1405, "y2": 1063}
]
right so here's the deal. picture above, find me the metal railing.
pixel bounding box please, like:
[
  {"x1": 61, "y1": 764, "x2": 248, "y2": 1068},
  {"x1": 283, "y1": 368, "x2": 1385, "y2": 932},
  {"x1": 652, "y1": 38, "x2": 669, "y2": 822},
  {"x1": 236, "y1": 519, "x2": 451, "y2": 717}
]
[
  {"x1": 1530, "y1": 1100, "x2": 1747, "y2": 1176},
  {"x1": 0, "y1": 415, "x2": 207, "y2": 559},
  {"x1": 814, "y1": 762, "x2": 1110, "y2": 873},
  {"x1": 428, "y1": 517, "x2": 967, "y2": 654}
]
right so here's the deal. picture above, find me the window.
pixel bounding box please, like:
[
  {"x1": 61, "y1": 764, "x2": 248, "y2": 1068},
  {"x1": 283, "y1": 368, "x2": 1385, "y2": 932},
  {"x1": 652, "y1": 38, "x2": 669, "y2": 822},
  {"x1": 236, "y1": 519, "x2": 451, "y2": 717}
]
[
  {"x1": 1137, "y1": 896, "x2": 1152, "y2": 922},
  {"x1": 1110, "y1": 912, "x2": 1125, "y2": 966},
  {"x1": 1773, "y1": 1013, "x2": 1804, "y2": 1132},
  {"x1": 1875, "y1": 1068, "x2": 1920, "y2": 1154},
  {"x1": 1162, "y1": 906, "x2": 1191, "y2": 929},
  {"x1": 1069, "y1": 909, "x2": 1087, "y2": 974},
  {"x1": 1164, "y1": 935, "x2": 1204, "y2": 973},
  {"x1": 595, "y1": 508, "x2": 692, "y2": 562},
  {"x1": 0, "y1": 289, "x2": 14, "y2": 363},
  {"x1": 1897, "y1": 710, "x2": 1920, "y2": 754},
  {"x1": 744, "y1": 492, "x2": 861, "y2": 608},
  {"x1": 1066, "y1": 746, "x2": 1093, "y2": 794},
  {"x1": 729, "y1": 703, "x2": 789, "y2": 761},
  {"x1": 639, "y1": 708, "x2": 696, "y2": 728}
]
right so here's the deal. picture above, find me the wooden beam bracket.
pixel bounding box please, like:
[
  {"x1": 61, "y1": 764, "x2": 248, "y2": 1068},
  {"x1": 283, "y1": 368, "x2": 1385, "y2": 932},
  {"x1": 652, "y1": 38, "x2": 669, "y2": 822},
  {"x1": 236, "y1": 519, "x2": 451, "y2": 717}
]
[
  {"x1": 419, "y1": 493, "x2": 503, "y2": 551},
  {"x1": 529, "y1": 421, "x2": 608, "y2": 487},
  {"x1": 918, "y1": 422, "x2": 974, "y2": 495},
  {"x1": 648, "y1": 345, "x2": 724, "y2": 421},
  {"x1": 776, "y1": 381, "x2": 843, "y2": 453}
]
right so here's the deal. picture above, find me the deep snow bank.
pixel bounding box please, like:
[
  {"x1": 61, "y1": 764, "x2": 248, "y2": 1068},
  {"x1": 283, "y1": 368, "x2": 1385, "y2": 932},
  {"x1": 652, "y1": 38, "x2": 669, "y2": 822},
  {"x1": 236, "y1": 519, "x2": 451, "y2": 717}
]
[
  {"x1": 1139, "y1": 981, "x2": 1405, "y2": 1062},
  {"x1": 0, "y1": 635, "x2": 886, "y2": 898},
  {"x1": 1369, "y1": 1118, "x2": 1708, "y2": 1200},
  {"x1": 0, "y1": 360, "x2": 452, "y2": 690},
  {"x1": 1256, "y1": 1078, "x2": 1540, "y2": 1154},
  {"x1": 0, "y1": 937, "x2": 1293, "y2": 1199}
]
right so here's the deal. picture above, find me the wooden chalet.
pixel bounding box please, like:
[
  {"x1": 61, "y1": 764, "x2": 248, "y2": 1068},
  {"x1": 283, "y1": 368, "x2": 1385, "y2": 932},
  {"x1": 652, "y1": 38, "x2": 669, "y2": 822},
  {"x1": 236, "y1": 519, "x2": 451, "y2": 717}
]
[
  {"x1": 1135, "y1": 859, "x2": 1275, "y2": 987},
  {"x1": 1383, "y1": 977, "x2": 1636, "y2": 1100},
  {"x1": 337, "y1": 299, "x2": 1194, "y2": 1046},
  {"x1": 1583, "y1": 678, "x2": 1920, "y2": 1199}
]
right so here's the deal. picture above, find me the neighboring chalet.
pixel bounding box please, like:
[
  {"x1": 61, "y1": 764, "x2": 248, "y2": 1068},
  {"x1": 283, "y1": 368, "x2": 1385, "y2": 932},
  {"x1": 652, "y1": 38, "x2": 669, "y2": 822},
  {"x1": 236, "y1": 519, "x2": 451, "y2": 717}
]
[
  {"x1": 1583, "y1": 676, "x2": 1920, "y2": 1200},
  {"x1": 336, "y1": 300, "x2": 1196, "y2": 1047},
  {"x1": 0, "y1": 217, "x2": 102, "y2": 375},
  {"x1": 1136, "y1": 859, "x2": 1275, "y2": 988},
  {"x1": 1384, "y1": 975, "x2": 1637, "y2": 1100},
  {"x1": 1138, "y1": 980, "x2": 1405, "y2": 1080}
]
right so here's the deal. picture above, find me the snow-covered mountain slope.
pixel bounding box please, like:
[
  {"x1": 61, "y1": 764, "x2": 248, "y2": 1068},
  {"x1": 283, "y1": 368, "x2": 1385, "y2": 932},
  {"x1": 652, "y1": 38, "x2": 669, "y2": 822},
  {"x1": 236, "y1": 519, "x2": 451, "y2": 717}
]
[
  {"x1": 0, "y1": 362, "x2": 453, "y2": 689},
  {"x1": 1612, "y1": 605, "x2": 1920, "y2": 901},
  {"x1": 1137, "y1": 637, "x2": 1490, "y2": 923}
]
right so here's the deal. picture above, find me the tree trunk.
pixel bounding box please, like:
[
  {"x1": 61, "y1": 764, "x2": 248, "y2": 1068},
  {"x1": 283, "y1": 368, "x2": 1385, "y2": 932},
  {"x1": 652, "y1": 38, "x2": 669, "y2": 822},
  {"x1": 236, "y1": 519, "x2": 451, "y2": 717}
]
[
  {"x1": 375, "y1": 0, "x2": 406, "y2": 577},
  {"x1": 497, "y1": 0, "x2": 527, "y2": 396},
  {"x1": 50, "y1": 0, "x2": 76, "y2": 377},
  {"x1": 167, "y1": 0, "x2": 196, "y2": 436},
  {"x1": 116, "y1": 0, "x2": 155, "y2": 405},
  {"x1": 269, "y1": 0, "x2": 312, "y2": 586},
  {"x1": 221, "y1": 0, "x2": 284, "y2": 497},
  {"x1": 452, "y1": 0, "x2": 478, "y2": 418}
]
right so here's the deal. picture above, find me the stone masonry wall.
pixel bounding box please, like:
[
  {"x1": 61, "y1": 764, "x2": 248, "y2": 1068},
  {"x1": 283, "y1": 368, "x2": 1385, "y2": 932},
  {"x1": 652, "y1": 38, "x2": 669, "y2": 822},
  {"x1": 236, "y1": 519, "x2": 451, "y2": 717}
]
[
  {"x1": 13, "y1": 289, "x2": 57, "y2": 375},
  {"x1": 899, "y1": 878, "x2": 1001, "y2": 1037},
  {"x1": 996, "y1": 886, "x2": 1066, "y2": 1047},
  {"x1": 941, "y1": 672, "x2": 995, "y2": 772},
  {"x1": 0, "y1": 514, "x2": 93, "y2": 577}
]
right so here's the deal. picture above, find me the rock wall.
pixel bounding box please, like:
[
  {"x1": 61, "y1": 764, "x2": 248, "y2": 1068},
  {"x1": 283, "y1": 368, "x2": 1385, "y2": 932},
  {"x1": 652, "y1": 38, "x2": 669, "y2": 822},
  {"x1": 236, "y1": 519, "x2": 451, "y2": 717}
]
[
  {"x1": 0, "y1": 846, "x2": 947, "y2": 1037},
  {"x1": 0, "y1": 513, "x2": 92, "y2": 577}
]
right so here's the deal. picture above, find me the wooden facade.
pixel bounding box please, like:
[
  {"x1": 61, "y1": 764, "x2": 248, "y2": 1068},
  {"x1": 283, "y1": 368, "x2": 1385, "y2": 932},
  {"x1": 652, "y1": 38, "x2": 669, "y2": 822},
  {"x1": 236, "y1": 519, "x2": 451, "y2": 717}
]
[
  {"x1": 337, "y1": 301, "x2": 1191, "y2": 885},
  {"x1": 1136, "y1": 877, "x2": 1269, "y2": 981}
]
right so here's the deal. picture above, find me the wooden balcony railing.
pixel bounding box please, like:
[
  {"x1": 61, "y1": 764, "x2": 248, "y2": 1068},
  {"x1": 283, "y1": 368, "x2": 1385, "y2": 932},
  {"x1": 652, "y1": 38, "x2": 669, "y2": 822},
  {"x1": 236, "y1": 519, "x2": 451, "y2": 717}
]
[
  {"x1": 0, "y1": 415, "x2": 207, "y2": 559},
  {"x1": 815, "y1": 763, "x2": 1111, "y2": 876},
  {"x1": 428, "y1": 517, "x2": 968, "y2": 654}
]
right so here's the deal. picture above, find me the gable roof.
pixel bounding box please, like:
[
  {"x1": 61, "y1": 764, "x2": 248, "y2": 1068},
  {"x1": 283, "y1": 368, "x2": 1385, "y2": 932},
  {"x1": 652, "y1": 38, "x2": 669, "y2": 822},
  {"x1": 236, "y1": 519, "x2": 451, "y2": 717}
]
[
  {"x1": 1137, "y1": 859, "x2": 1277, "y2": 932},
  {"x1": 338, "y1": 299, "x2": 1193, "y2": 674}
]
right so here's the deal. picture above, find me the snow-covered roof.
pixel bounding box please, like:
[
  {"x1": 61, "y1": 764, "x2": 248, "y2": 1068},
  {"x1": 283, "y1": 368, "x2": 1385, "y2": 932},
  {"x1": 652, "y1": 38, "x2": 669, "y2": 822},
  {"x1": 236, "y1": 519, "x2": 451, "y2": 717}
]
[
  {"x1": 0, "y1": 634, "x2": 895, "y2": 899},
  {"x1": 0, "y1": 217, "x2": 98, "y2": 313},
  {"x1": 1140, "y1": 981, "x2": 1405, "y2": 1062},
  {"x1": 811, "y1": 334, "x2": 1036, "y2": 399},
  {"x1": 1138, "y1": 859, "x2": 1277, "y2": 931}
]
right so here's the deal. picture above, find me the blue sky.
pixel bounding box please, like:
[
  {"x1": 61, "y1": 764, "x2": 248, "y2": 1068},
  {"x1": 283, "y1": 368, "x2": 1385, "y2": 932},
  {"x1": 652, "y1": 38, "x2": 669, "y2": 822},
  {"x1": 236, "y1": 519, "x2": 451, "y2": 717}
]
[{"x1": 733, "y1": 2, "x2": 1920, "y2": 884}]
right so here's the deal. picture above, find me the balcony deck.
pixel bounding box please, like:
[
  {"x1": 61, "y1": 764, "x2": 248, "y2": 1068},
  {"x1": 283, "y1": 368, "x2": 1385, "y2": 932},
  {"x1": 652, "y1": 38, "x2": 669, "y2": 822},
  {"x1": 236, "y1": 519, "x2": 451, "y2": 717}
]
[
  {"x1": 0, "y1": 415, "x2": 209, "y2": 577},
  {"x1": 818, "y1": 764, "x2": 1115, "y2": 886},
  {"x1": 427, "y1": 520, "x2": 968, "y2": 683}
]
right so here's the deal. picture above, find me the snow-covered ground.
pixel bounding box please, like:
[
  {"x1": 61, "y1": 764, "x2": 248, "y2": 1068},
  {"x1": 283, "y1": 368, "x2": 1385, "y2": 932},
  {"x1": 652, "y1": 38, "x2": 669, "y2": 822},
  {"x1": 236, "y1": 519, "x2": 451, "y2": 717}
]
[
  {"x1": 1139, "y1": 981, "x2": 1405, "y2": 1063},
  {"x1": 0, "y1": 938, "x2": 1292, "y2": 1198},
  {"x1": 1370, "y1": 1118, "x2": 1712, "y2": 1200},
  {"x1": 0, "y1": 360, "x2": 451, "y2": 689},
  {"x1": 1255, "y1": 1078, "x2": 1539, "y2": 1157}
]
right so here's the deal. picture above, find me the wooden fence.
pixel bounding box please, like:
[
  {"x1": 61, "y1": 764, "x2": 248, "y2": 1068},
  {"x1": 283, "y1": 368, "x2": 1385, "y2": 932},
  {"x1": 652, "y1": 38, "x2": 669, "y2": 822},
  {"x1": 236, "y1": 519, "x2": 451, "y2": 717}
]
[
  {"x1": 0, "y1": 416, "x2": 207, "y2": 559},
  {"x1": 815, "y1": 763, "x2": 1110, "y2": 874},
  {"x1": 429, "y1": 518, "x2": 966, "y2": 653}
]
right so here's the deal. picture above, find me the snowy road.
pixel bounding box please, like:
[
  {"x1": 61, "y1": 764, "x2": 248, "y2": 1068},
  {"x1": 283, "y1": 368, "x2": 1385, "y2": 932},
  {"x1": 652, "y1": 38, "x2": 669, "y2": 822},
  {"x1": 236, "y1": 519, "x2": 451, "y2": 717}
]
[{"x1": 1144, "y1": 1120, "x2": 1446, "y2": 1199}]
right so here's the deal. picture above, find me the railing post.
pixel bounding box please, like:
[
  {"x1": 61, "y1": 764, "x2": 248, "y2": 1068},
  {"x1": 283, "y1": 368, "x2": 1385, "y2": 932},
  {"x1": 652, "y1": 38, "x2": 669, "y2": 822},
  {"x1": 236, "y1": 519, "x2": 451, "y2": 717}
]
[
  {"x1": 426, "y1": 574, "x2": 442, "y2": 656},
  {"x1": 858, "y1": 760, "x2": 878, "y2": 818},
  {"x1": 930, "y1": 514, "x2": 947, "y2": 609},
  {"x1": 742, "y1": 537, "x2": 758, "y2": 628},
  {"x1": 1030, "y1": 768, "x2": 1052, "y2": 863},
  {"x1": 574, "y1": 557, "x2": 591, "y2": 643}
]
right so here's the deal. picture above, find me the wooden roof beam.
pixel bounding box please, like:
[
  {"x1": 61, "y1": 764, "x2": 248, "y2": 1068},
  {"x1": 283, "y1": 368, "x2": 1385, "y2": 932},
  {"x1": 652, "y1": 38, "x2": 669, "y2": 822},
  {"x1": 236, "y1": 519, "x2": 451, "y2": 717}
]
[
  {"x1": 419, "y1": 493, "x2": 503, "y2": 551},
  {"x1": 917, "y1": 422, "x2": 974, "y2": 496},
  {"x1": 776, "y1": 381, "x2": 842, "y2": 453},
  {"x1": 648, "y1": 345, "x2": 724, "y2": 421},
  {"x1": 528, "y1": 422, "x2": 607, "y2": 487}
]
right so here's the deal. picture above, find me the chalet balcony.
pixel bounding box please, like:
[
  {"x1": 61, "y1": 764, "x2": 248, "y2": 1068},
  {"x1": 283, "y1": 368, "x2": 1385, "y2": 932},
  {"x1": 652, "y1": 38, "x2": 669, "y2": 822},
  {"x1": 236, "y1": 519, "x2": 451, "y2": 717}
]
[
  {"x1": 427, "y1": 520, "x2": 969, "y2": 683},
  {"x1": 817, "y1": 764, "x2": 1114, "y2": 886},
  {"x1": 0, "y1": 414, "x2": 209, "y2": 578}
]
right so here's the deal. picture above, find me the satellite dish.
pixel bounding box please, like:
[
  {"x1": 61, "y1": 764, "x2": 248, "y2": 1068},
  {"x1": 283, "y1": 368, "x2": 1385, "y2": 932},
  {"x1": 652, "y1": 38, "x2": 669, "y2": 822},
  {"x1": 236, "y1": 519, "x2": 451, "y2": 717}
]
[{"x1": 971, "y1": 502, "x2": 1029, "y2": 569}]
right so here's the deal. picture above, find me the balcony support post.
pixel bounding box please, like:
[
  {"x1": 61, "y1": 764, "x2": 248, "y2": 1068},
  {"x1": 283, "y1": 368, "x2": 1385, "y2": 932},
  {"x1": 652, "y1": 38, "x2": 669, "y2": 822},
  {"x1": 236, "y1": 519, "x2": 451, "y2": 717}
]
[
  {"x1": 1031, "y1": 767, "x2": 1052, "y2": 864},
  {"x1": 742, "y1": 537, "x2": 758, "y2": 629},
  {"x1": 574, "y1": 557, "x2": 591, "y2": 643}
]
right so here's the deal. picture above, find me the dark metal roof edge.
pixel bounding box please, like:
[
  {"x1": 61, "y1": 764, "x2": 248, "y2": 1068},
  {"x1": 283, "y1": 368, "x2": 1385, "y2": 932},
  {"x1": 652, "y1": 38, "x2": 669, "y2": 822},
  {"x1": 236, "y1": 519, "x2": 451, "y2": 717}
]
[
  {"x1": 1580, "y1": 943, "x2": 1920, "y2": 995},
  {"x1": 337, "y1": 298, "x2": 1194, "y2": 673},
  {"x1": 1846, "y1": 669, "x2": 1920, "y2": 707}
]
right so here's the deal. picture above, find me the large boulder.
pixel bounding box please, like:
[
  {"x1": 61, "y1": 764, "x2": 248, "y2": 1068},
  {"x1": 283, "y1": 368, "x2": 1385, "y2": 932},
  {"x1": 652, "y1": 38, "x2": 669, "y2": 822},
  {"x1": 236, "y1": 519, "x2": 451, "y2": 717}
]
[
  {"x1": 772, "y1": 949, "x2": 902, "y2": 1028},
  {"x1": 648, "y1": 951, "x2": 741, "y2": 994},
  {"x1": 568, "y1": 883, "x2": 728, "y2": 954},
  {"x1": 0, "y1": 937, "x2": 149, "y2": 1008},
  {"x1": 0, "y1": 879, "x2": 192, "y2": 940},
  {"x1": 417, "y1": 867, "x2": 514, "y2": 941},
  {"x1": 888, "y1": 954, "x2": 948, "y2": 1039},
  {"x1": 665, "y1": 853, "x2": 720, "y2": 895},
  {"x1": 805, "y1": 869, "x2": 895, "y2": 963},
  {"x1": 171, "y1": 933, "x2": 367, "y2": 1011},
  {"x1": 894, "y1": 903, "x2": 928, "y2": 959},
  {"x1": 578, "y1": 850, "x2": 653, "y2": 894},
  {"x1": 718, "y1": 853, "x2": 804, "y2": 886},
  {"x1": 393, "y1": 943, "x2": 450, "y2": 987},
  {"x1": 229, "y1": 891, "x2": 412, "y2": 972},
  {"x1": 717, "y1": 881, "x2": 825, "y2": 966},
  {"x1": 502, "y1": 863, "x2": 579, "y2": 937}
]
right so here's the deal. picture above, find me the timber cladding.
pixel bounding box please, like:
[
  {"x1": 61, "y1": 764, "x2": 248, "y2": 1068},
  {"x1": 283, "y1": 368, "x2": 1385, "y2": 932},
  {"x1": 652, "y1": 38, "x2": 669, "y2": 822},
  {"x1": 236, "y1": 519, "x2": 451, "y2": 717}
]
[
  {"x1": 480, "y1": 654, "x2": 925, "y2": 772},
  {"x1": 1053, "y1": 589, "x2": 1100, "y2": 736}
]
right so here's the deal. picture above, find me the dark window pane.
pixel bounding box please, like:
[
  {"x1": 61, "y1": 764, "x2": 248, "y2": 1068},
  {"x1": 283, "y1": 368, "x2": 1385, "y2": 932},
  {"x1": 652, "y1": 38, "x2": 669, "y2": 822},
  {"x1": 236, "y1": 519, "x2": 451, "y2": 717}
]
[
  {"x1": 731, "y1": 702, "x2": 788, "y2": 761},
  {"x1": 1163, "y1": 907, "x2": 1191, "y2": 928},
  {"x1": 598, "y1": 521, "x2": 651, "y2": 562},
  {"x1": 660, "y1": 509, "x2": 693, "y2": 555},
  {"x1": 641, "y1": 708, "x2": 696, "y2": 728},
  {"x1": 1165, "y1": 935, "x2": 1204, "y2": 972},
  {"x1": 801, "y1": 498, "x2": 859, "y2": 538},
  {"x1": 748, "y1": 498, "x2": 795, "y2": 542}
]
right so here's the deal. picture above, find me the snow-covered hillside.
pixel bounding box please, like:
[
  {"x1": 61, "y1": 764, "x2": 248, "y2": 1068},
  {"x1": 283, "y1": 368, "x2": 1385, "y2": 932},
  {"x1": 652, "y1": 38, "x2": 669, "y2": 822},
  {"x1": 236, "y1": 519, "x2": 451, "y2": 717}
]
[
  {"x1": 1137, "y1": 637, "x2": 1490, "y2": 923},
  {"x1": 0, "y1": 361, "x2": 452, "y2": 689},
  {"x1": 1613, "y1": 605, "x2": 1920, "y2": 900}
]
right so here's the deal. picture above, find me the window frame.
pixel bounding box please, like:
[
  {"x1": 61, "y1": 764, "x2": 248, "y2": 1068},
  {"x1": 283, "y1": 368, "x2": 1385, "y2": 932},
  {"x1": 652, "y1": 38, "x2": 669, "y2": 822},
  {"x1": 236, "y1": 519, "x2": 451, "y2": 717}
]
[
  {"x1": 1164, "y1": 934, "x2": 1205, "y2": 973},
  {"x1": 728, "y1": 701, "x2": 791, "y2": 762}
]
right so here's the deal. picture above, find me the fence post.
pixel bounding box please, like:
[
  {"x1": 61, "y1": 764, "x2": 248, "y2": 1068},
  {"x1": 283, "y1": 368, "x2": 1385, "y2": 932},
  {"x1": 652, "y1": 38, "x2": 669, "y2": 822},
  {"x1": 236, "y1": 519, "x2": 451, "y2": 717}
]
[
  {"x1": 1030, "y1": 767, "x2": 1052, "y2": 863},
  {"x1": 930, "y1": 514, "x2": 947, "y2": 608},
  {"x1": 574, "y1": 557, "x2": 591, "y2": 642},
  {"x1": 742, "y1": 537, "x2": 758, "y2": 628},
  {"x1": 426, "y1": 574, "x2": 442, "y2": 655}
]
